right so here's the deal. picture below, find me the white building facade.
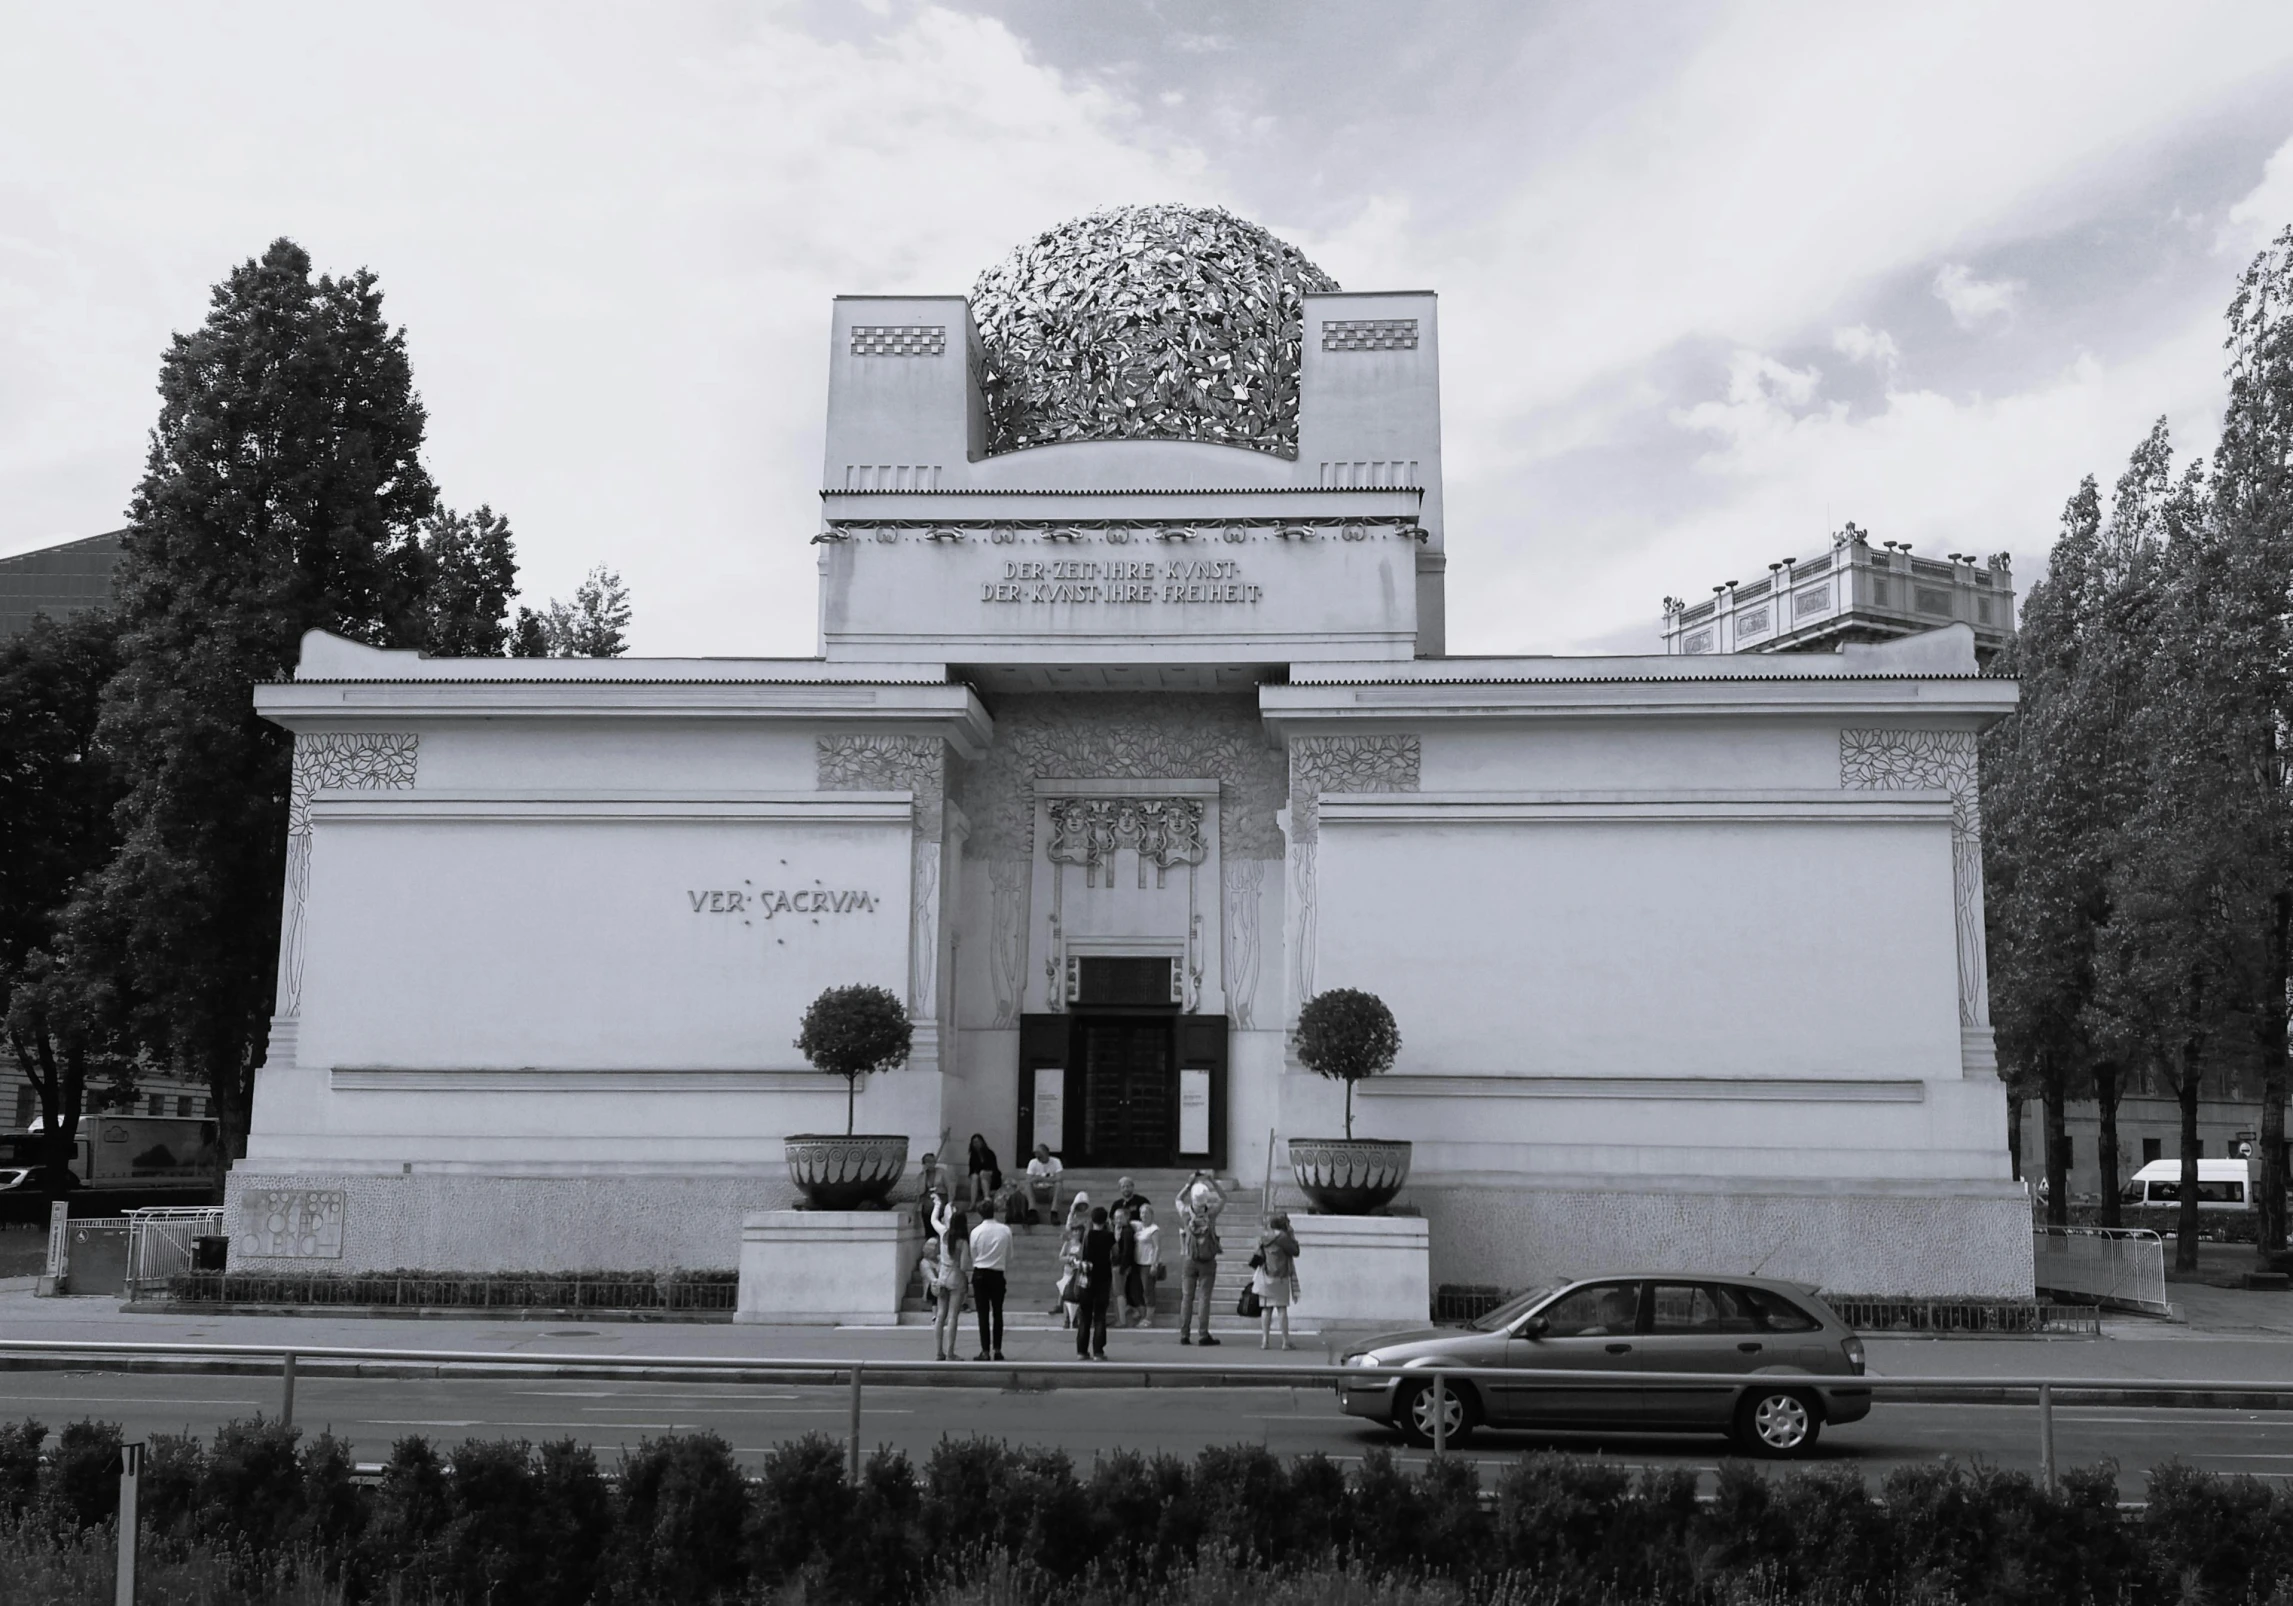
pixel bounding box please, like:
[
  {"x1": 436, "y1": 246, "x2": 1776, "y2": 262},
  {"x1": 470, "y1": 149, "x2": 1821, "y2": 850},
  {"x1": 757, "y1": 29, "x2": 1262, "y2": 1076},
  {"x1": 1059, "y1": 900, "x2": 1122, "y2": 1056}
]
[{"x1": 231, "y1": 210, "x2": 2030, "y2": 1297}]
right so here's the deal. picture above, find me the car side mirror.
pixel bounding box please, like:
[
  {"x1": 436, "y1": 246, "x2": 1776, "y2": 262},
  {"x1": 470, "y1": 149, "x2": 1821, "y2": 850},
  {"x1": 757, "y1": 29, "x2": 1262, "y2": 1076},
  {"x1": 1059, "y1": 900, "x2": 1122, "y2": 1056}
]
[{"x1": 1519, "y1": 1316, "x2": 1548, "y2": 1338}]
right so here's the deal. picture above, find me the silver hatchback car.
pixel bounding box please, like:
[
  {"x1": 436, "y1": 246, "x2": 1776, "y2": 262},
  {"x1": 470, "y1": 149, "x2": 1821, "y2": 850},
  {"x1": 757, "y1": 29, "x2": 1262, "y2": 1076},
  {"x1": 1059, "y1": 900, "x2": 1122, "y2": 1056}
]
[{"x1": 1336, "y1": 1274, "x2": 1871, "y2": 1457}]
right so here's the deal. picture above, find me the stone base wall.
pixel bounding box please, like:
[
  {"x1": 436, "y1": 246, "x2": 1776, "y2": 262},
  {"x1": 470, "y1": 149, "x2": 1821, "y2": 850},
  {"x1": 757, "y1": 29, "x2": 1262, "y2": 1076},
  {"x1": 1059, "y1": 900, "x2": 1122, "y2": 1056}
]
[
  {"x1": 1408, "y1": 1180, "x2": 2034, "y2": 1300},
  {"x1": 221, "y1": 1169, "x2": 806, "y2": 1274}
]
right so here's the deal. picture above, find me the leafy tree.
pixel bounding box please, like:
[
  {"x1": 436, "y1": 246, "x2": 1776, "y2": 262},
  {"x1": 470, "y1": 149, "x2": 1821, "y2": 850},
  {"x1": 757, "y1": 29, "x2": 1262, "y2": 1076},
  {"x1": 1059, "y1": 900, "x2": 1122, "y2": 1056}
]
[
  {"x1": 0, "y1": 610, "x2": 125, "y2": 1187},
  {"x1": 2092, "y1": 433, "x2": 2280, "y2": 1270},
  {"x1": 1294, "y1": 988, "x2": 1401, "y2": 1141},
  {"x1": 2212, "y1": 224, "x2": 2293, "y2": 1259},
  {"x1": 796, "y1": 984, "x2": 913, "y2": 1135},
  {"x1": 71, "y1": 238, "x2": 440, "y2": 1158},
  {"x1": 416, "y1": 505, "x2": 519, "y2": 657},
  {"x1": 514, "y1": 564, "x2": 632, "y2": 658}
]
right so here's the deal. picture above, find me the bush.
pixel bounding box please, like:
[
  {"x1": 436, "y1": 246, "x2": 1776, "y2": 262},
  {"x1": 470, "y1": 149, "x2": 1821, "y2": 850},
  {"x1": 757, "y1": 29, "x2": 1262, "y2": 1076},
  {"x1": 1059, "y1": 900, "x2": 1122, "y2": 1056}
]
[
  {"x1": 798, "y1": 982, "x2": 914, "y2": 1136},
  {"x1": 0, "y1": 1419, "x2": 44, "y2": 1521},
  {"x1": 611, "y1": 1431, "x2": 751, "y2": 1601},
  {"x1": 1294, "y1": 988, "x2": 1400, "y2": 1140},
  {"x1": 48, "y1": 1419, "x2": 121, "y2": 1532},
  {"x1": 2143, "y1": 1457, "x2": 2291, "y2": 1604},
  {"x1": 530, "y1": 1438, "x2": 611, "y2": 1606},
  {"x1": 137, "y1": 1430, "x2": 207, "y2": 1543},
  {"x1": 750, "y1": 1432, "x2": 852, "y2": 1587}
]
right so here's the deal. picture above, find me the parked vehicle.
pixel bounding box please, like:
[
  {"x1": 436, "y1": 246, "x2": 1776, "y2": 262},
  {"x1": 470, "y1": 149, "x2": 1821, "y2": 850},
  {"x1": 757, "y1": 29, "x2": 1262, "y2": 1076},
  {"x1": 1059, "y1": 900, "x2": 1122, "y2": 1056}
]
[
  {"x1": 1335, "y1": 1274, "x2": 1870, "y2": 1457},
  {"x1": 2118, "y1": 1158, "x2": 2251, "y2": 1211},
  {"x1": 0, "y1": 1114, "x2": 221, "y2": 1218}
]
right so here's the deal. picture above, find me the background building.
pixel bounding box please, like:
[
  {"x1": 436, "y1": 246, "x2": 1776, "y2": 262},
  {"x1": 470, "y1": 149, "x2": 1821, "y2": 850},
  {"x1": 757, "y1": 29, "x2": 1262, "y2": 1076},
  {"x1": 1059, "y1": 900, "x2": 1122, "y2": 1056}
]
[
  {"x1": 0, "y1": 530, "x2": 124, "y2": 641},
  {"x1": 1664, "y1": 529, "x2": 2016, "y2": 663}
]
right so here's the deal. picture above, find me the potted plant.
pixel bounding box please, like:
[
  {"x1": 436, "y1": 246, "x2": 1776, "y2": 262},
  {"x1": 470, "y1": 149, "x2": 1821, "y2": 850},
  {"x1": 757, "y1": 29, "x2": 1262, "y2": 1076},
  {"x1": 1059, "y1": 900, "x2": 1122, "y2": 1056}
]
[
  {"x1": 1288, "y1": 987, "x2": 1411, "y2": 1214},
  {"x1": 783, "y1": 984, "x2": 915, "y2": 1209}
]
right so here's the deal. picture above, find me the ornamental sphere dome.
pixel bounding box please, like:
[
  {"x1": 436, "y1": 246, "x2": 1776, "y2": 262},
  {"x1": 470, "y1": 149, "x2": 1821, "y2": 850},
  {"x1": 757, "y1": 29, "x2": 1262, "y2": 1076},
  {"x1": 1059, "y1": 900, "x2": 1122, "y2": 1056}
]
[{"x1": 970, "y1": 204, "x2": 1340, "y2": 459}]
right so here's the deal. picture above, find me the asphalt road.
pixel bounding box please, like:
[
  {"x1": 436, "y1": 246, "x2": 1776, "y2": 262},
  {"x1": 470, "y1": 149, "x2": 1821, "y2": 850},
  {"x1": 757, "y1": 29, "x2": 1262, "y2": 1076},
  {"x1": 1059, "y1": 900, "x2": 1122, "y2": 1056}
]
[{"x1": 0, "y1": 1367, "x2": 2284, "y2": 1491}]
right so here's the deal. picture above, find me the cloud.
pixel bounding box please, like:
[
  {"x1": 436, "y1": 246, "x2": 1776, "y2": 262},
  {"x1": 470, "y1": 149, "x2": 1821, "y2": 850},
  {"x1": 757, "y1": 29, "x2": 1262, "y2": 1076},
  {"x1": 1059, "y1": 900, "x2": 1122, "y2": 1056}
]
[
  {"x1": 1932, "y1": 263, "x2": 2023, "y2": 328},
  {"x1": 2224, "y1": 131, "x2": 2293, "y2": 252},
  {"x1": 1832, "y1": 324, "x2": 1901, "y2": 370}
]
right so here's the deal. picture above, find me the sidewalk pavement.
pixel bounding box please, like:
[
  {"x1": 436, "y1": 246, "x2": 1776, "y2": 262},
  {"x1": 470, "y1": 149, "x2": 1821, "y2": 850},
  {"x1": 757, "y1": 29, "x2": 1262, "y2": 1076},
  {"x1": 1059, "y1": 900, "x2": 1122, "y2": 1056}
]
[{"x1": 4, "y1": 1282, "x2": 2293, "y2": 1385}]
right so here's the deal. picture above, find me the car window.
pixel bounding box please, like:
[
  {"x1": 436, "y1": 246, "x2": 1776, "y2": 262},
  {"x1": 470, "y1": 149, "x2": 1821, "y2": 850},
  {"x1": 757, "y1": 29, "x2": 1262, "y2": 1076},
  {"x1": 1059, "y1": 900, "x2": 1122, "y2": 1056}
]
[
  {"x1": 1535, "y1": 1281, "x2": 1641, "y2": 1338},
  {"x1": 1648, "y1": 1283, "x2": 1723, "y2": 1333},
  {"x1": 1466, "y1": 1281, "x2": 1567, "y2": 1332},
  {"x1": 1704, "y1": 1284, "x2": 1771, "y2": 1333},
  {"x1": 1732, "y1": 1285, "x2": 1821, "y2": 1333},
  {"x1": 2198, "y1": 1181, "x2": 2243, "y2": 1203}
]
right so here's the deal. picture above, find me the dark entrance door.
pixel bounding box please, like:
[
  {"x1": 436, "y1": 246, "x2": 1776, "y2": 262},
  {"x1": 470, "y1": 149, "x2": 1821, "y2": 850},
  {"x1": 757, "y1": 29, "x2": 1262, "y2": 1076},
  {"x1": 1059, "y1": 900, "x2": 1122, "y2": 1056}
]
[{"x1": 1077, "y1": 1017, "x2": 1174, "y2": 1166}]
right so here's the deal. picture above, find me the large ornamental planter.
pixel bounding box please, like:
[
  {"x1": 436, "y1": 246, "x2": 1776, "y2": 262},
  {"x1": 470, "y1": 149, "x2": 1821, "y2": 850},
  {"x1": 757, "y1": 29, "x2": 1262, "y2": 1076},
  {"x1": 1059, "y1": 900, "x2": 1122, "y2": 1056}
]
[
  {"x1": 1290, "y1": 1137, "x2": 1413, "y2": 1215},
  {"x1": 784, "y1": 1134, "x2": 910, "y2": 1210}
]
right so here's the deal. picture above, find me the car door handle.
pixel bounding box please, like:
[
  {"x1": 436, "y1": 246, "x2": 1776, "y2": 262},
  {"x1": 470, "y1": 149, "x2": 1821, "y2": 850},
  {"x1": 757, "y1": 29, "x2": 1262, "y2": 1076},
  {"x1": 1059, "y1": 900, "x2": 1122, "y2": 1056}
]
[
  {"x1": 1738, "y1": 1342, "x2": 1762, "y2": 1354},
  {"x1": 1605, "y1": 1343, "x2": 1632, "y2": 1354}
]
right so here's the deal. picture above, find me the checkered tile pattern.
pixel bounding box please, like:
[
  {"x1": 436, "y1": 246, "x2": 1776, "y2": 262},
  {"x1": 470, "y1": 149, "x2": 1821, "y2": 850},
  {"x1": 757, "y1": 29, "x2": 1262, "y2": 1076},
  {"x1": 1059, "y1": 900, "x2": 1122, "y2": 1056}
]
[
  {"x1": 851, "y1": 325, "x2": 947, "y2": 356},
  {"x1": 1321, "y1": 318, "x2": 1418, "y2": 351}
]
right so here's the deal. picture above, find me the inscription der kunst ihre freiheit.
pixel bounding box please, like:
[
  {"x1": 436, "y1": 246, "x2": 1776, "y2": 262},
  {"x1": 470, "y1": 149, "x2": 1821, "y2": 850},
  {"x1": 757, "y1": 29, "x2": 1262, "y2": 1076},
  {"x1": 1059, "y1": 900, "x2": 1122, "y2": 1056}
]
[{"x1": 982, "y1": 557, "x2": 1261, "y2": 606}]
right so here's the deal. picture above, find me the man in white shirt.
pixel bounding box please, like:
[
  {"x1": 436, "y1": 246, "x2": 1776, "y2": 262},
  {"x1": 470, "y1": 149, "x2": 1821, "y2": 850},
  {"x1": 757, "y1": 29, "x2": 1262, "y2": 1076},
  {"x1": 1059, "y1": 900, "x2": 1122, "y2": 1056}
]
[
  {"x1": 1025, "y1": 1144, "x2": 1064, "y2": 1224},
  {"x1": 968, "y1": 1198, "x2": 1013, "y2": 1360}
]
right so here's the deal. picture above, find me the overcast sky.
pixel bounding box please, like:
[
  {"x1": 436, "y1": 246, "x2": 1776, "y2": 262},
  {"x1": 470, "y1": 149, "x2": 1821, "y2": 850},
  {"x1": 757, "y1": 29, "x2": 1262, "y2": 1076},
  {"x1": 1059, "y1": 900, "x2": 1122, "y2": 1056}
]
[{"x1": 7, "y1": 2, "x2": 2293, "y2": 655}]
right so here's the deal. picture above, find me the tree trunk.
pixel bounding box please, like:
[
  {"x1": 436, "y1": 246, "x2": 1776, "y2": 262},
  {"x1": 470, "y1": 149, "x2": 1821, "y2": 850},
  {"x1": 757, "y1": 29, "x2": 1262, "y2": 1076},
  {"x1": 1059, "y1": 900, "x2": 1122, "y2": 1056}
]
[
  {"x1": 1344, "y1": 1078, "x2": 1354, "y2": 1142},
  {"x1": 2258, "y1": 888, "x2": 2291, "y2": 1260},
  {"x1": 2095, "y1": 1059, "x2": 2124, "y2": 1230},
  {"x1": 2006, "y1": 1088, "x2": 2025, "y2": 1182},
  {"x1": 13, "y1": 1015, "x2": 84, "y2": 1192},
  {"x1": 2043, "y1": 1056, "x2": 2070, "y2": 1228},
  {"x1": 2177, "y1": 1043, "x2": 2204, "y2": 1273}
]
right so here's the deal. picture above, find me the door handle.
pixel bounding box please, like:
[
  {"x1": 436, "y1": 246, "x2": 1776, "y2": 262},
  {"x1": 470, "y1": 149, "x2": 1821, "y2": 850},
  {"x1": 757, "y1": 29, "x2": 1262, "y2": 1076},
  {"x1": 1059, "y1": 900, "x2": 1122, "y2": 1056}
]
[
  {"x1": 1605, "y1": 1343, "x2": 1632, "y2": 1354},
  {"x1": 1738, "y1": 1342, "x2": 1762, "y2": 1353}
]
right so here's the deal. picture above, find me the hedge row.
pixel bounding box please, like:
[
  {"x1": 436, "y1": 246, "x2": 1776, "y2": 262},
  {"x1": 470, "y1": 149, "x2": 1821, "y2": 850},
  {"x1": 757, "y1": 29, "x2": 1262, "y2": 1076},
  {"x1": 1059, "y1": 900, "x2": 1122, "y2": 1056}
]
[
  {"x1": 5, "y1": 1417, "x2": 2292, "y2": 1605},
  {"x1": 161, "y1": 1268, "x2": 738, "y2": 1311}
]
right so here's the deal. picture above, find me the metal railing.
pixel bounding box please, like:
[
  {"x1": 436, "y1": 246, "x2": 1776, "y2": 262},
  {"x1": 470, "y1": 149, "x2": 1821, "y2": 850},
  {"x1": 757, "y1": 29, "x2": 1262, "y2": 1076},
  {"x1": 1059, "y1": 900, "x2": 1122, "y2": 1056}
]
[
  {"x1": 2, "y1": 1338, "x2": 2287, "y2": 1498},
  {"x1": 123, "y1": 1207, "x2": 224, "y2": 1299},
  {"x1": 2033, "y1": 1226, "x2": 2171, "y2": 1316}
]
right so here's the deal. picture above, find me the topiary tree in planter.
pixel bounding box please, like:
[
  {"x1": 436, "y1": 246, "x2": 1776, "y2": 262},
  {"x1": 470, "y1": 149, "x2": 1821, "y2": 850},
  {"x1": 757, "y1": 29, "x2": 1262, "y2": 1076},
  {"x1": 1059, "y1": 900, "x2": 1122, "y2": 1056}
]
[
  {"x1": 1290, "y1": 987, "x2": 1410, "y2": 1214},
  {"x1": 1295, "y1": 988, "x2": 1399, "y2": 1141},
  {"x1": 785, "y1": 984, "x2": 915, "y2": 1209},
  {"x1": 798, "y1": 983, "x2": 914, "y2": 1135}
]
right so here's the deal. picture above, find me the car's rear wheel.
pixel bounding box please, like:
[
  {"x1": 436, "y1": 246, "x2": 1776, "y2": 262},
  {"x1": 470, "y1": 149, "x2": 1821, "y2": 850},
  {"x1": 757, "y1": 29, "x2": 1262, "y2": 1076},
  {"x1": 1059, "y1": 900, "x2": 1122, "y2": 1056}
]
[
  {"x1": 1733, "y1": 1385, "x2": 1822, "y2": 1457},
  {"x1": 1395, "y1": 1377, "x2": 1475, "y2": 1448}
]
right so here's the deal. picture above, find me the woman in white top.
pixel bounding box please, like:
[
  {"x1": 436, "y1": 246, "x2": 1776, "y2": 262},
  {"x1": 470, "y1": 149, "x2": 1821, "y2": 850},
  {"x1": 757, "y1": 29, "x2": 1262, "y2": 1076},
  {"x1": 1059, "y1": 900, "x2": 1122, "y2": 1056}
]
[
  {"x1": 933, "y1": 1209, "x2": 972, "y2": 1361},
  {"x1": 1129, "y1": 1203, "x2": 1162, "y2": 1328},
  {"x1": 1053, "y1": 1192, "x2": 1090, "y2": 1322}
]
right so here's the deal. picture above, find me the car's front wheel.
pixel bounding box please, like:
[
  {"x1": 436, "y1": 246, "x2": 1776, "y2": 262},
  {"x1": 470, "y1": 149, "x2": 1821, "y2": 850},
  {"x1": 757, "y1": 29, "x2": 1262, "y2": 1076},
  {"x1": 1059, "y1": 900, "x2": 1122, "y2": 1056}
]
[
  {"x1": 1395, "y1": 1377, "x2": 1475, "y2": 1449},
  {"x1": 1733, "y1": 1385, "x2": 1822, "y2": 1457}
]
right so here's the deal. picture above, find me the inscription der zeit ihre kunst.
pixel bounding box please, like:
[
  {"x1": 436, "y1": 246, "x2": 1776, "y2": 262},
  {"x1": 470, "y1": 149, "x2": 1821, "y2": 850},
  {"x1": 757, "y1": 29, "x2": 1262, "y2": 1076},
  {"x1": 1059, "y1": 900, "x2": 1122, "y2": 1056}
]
[{"x1": 982, "y1": 557, "x2": 1261, "y2": 606}]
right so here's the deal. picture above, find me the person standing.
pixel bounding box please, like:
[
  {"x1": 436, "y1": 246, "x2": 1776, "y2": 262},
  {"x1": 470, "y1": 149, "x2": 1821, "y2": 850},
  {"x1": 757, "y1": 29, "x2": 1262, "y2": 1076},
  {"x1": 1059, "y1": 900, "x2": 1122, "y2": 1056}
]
[
  {"x1": 1177, "y1": 1188, "x2": 1222, "y2": 1346},
  {"x1": 1054, "y1": 1194, "x2": 1090, "y2": 1322},
  {"x1": 932, "y1": 1208, "x2": 972, "y2": 1361},
  {"x1": 1131, "y1": 1202, "x2": 1162, "y2": 1328},
  {"x1": 1113, "y1": 1205, "x2": 1142, "y2": 1327},
  {"x1": 965, "y1": 1133, "x2": 1001, "y2": 1206},
  {"x1": 1254, "y1": 1211, "x2": 1301, "y2": 1350},
  {"x1": 1076, "y1": 1205, "x2": 1115, "y2": 1360},
  {"x1": 1112, "y1": 1174, "x2": 1149, "y2": 1220},
  {"x1": 968, "y1": 1198, "x2": 1011, "y2": 1361}
]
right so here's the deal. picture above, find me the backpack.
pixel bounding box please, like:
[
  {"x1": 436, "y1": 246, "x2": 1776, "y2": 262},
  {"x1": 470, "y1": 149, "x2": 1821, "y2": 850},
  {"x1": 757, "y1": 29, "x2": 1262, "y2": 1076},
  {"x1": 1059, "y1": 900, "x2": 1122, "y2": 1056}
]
[{"x1": 1188, "y1": 1218, "x2": 1221, "y2": 1263}]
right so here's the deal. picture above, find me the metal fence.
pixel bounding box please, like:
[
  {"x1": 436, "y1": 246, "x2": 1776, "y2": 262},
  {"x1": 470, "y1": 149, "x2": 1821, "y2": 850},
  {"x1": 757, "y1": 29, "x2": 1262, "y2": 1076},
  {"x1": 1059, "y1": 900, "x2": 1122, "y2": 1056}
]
[
  {"x1": 124, "y1": 1207, "x2": 224, "y2": 1298},
  {"x1": 2033, "y1": 1226, "x2": 2171, "y2": 1316},
  {"x1": 2, "y1": 1337, "x2": 2287, "y2": 1498}
]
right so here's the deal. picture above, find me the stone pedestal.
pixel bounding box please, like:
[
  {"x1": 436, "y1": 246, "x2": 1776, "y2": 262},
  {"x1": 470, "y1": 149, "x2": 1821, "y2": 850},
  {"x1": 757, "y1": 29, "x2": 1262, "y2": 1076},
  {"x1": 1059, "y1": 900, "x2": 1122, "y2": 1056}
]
[
  {"x1": 1289, "y1": 1213, "x2": 1430, "y2": 1329},
  {"x1": 736, "y1": 1209, "x2": 920, "y2": 1325}
]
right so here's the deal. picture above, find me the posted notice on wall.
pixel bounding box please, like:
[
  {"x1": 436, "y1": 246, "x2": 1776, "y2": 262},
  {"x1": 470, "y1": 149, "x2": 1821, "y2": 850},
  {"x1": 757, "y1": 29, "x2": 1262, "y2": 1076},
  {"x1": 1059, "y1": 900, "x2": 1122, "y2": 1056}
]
[
  {"x1": 1033, "y1": 1067, "x2": 1065, "y2": 1154},
  {"x1": 1179, "y1": 1067, "x2": 1211, "y2": 1156}
]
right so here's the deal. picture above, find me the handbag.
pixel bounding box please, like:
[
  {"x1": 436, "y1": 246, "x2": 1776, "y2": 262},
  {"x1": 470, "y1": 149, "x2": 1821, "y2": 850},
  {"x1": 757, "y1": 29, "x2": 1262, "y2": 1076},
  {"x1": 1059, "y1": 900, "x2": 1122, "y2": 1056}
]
[
  {"x1": 1247, "y1": 1251, "x2": 1266, "y2": 1270},
  {"x1": 1237, "y1": 1287, "x2": 1263, "y2": 1319}
]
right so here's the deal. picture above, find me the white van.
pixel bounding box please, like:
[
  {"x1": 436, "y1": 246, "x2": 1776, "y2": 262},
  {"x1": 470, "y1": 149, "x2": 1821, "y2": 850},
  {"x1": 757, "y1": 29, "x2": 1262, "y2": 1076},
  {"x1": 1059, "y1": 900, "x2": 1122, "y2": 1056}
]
[{"x1": 2119, "y1": 1157, "x2": 2251, "y2": 1211}]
